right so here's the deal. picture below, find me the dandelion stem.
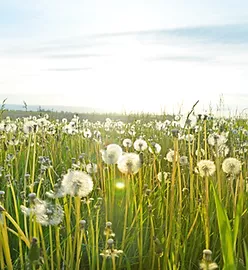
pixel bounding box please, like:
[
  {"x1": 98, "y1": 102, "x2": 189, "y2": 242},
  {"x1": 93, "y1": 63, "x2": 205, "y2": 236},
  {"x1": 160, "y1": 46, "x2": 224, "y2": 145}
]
[{"x1": 49, "y1": 225, "x2": 54, "y2": 270}]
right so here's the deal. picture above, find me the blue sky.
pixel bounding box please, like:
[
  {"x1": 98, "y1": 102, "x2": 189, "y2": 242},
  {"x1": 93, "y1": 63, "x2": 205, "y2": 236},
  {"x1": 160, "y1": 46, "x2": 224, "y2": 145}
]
[{"x1": 1, "y1": 1, "x2": 248, "y2": 115}]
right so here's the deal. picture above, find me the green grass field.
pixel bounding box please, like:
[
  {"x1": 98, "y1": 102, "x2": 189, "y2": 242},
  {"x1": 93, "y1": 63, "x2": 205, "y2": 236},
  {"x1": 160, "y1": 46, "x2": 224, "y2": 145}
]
[{"x1": 0, "y1": 108, "x2": 247, "y2": 269}]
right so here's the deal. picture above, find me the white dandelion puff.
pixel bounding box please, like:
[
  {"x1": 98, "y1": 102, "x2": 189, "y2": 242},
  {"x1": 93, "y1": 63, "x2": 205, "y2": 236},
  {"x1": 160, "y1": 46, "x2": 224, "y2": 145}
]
[
  {"x1": 148, "y1": 142, "x2": 161, "y2": 154},
  {"x1": 166, "y1": 149, "x2": 178, "y2": 163},
  {"x1": 86, "y1": 163, "x2": 98, "y2": 174},
  {"x1": 157, "y1": 172, "x2": 168, "y2": 182},
  {"x1": 133, "y1": 139, "x2": 148, "y2": 152},
  {"x1": 197, "y1": 160, "x2": 216, "y2": 177},
  {"x1": 101, "y1": 144, "x2": 123, "y2": 165},
  {"x1": 61, "y1": 170, "x2": 94, "y2": 197},
  {"x1": 123, "y1": 138, "x2": 133, "y2": 148},
  {"x1": 222, "y1": 157, "x2": 241, "y2": 175},
  {"x1": 21, "y1": 199, "x2": 64, "y2": 226},
  {"x1": 117, "y1": 153, "x2": 142, "y2": 175}
]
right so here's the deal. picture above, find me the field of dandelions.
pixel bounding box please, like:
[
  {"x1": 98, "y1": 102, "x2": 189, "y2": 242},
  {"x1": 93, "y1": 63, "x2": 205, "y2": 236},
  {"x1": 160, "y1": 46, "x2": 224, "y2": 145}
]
[{"x1": 0, "y1": 109, "x2": 248, "y2": 270}]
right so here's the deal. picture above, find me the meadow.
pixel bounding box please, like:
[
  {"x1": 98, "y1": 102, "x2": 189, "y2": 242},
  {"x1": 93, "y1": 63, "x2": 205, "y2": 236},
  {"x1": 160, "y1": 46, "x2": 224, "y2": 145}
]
[{"x1": 0, "y1": 107, "x2": 247, "y2": 269}]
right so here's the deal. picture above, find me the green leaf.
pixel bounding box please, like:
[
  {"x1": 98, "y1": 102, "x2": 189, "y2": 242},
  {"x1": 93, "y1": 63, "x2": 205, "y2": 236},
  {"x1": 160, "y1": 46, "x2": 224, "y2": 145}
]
[
  {"x1": 233, "y1": 192, "x2": 243, "y2": 251},
  {"x1": 211, "y1": 182, "x2": 236, "y2": 270}
]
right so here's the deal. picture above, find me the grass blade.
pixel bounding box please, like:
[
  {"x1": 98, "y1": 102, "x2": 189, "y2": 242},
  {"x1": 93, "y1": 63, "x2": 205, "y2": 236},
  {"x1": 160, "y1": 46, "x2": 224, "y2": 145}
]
[{"x1": 211, "y1": 181, "x2": 236, "y2": 269}]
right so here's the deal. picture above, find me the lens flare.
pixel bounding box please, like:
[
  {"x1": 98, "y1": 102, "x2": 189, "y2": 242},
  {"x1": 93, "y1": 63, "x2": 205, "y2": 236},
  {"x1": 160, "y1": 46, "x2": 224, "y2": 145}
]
[{"x1": 115, "y1": 182, "x2": 125, "y2": 189}]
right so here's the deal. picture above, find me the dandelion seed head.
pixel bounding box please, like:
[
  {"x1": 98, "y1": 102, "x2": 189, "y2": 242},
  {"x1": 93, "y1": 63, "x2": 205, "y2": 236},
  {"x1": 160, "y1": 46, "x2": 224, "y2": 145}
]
[
  {"x1": 148, "y1": 142, "x2": 161, "y2": 154},
  {"x1": 101, "y1": 144, "x2": 122, "y2": 164},
  {"x1": 166, "y1": 149, "x2": 178, "y2": 163},
  {"x1": 117, "y1": 153, "x2": 141, "y2": 175},
  {"x1": 86, "y1": 163, "x2": 98, "y2": 174},
  {"x1": 222, "y1": 157, "x2": 241, "y2": 175},
  {"x1": 197, "y1": 160, "x2": 216, "y2": 177},
  {"x1": 179, "y1": 156, "x2": 189, "y2": 166},
  {"x1": 123, "y1": 138, "x2": 133, "y2": 148},
  {"x1": 61, "y1": 170, "x2": 93, "y2": 197},
  {"x1": 208, "y1": 133, "x2": 227, "y2": 146},
  {"x1": 157, "y1": 172, "x2": 168, "y2": 182},
  {"x1": 133, "y1": 138, "x2": 148, "y2": 151}
]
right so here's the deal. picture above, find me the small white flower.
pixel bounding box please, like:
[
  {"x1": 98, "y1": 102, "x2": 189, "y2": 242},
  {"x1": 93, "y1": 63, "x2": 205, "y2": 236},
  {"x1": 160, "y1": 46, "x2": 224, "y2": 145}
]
[
  {"x1": 222, "y1": 157, "x2": 241, "y2": 175},
  {"x1": 123, "y1": 138, "x2": 133, "y2": 148},
  {"x1": 61, "y1": 170, "x2": 94, "y2": 197},
  {"x1": 208, "y1": 133, "x2": 227, "y2": 146},
  {"x1": 166, "y1": 149, "x2": 178, "y2": 163},
  {"x1": 101, "y1": 144, "x2": 123, "y2": 165},
  {"x1": 86, "y1": 163, "x2": 98, "y2": 174},
  {"x1": 197, "y1": 160, "x2": 216, "y2": 177},
  {"x1": 133, "y1": 139, "x2": 148, "y2": 151},
  {"x1": 148, "y1": 142, "x2": 161, "y2": 154},
  {"x1": 157, "y1": 172, "x2": 168, "y2": 182},
  {"x1": 117, "y1": 153, "x2": 142, "y2": 174}
]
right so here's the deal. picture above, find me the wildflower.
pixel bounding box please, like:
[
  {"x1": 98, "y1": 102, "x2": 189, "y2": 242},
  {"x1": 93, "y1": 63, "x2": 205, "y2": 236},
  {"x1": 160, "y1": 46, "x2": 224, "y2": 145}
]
[
  {"x1": 180, "y1": 134, "x2": 194, "y2": 143},
  {"x1": 128, "y1": 128, "x2": 136, "y2": 137},
  {"x1": 83, "y1": 129, "x2": 92, "y2": 138},
  {"x1": 62, "y1": 118, "x2": 67, "y2": 124},
  {"x1": 5, "y1": 123, "x2": 17, "y2": 133},
  {"x1": 216, "y1": 144, "x2": 229, "y2": 157},
  {"x1": 104, "y1": 221, "x2": 115, "y2": 237},
  {"x1": 61, "y1": 170, "x2": 94, "y2": 197},
  {"x1": 208, "y1": 133, "x2": 227, "y2": 146},
  {"x1": 101, "y1": 144, "x2": 123, "y2": 165},
  {"x1": 197, "y1": 160, "x2": 216, "y2": 177},
  {"x1": 21, "y1": 198, "x2": 64, "y2": 226},
  {"x1": 117, "y1": 153, "x2": 142, "y2": 175},
  {"x1": 222, "y1": 157, "x2": 241, "y2": 175},
  {"x1": 100, "y1": 238, "x2": 123, "y2": 259},
  {"x1": 36, "y1": 118, "x2": 50, "y2": 128},
  {"x1": 62, "y1": 124, "x2": 76, "y2": 134},
  {"x1": 199, "y1": 249, "x2": 218, "y2": 270},
  {"x1": 166, "y1": 149, "x2": 178, "y2": 162},
  {"x1": 171, "y1": 129, "x2": 179, "y2": 138},
  {"x1": 195, "y1": 148, "x2": 205, "y2": 157},
  {"x1": 123, "y1": 138, "x2": 133, "y2": 148},
  {"x1": 133, "y1": 138, "x2": 148, "y2": 151},
  {"x1": 179, "y1": 156, "x2": 189, "y2": 166},
  {"x1": 79, "y1": 219, "x2": 87, "y2": 230},
  {"x1": 179, "y1": 114, "x2": 197, "y2": 128},
  {"x1": 23, "y1": 121, "x2": 38, "y2": 134},
  {"x1": 148, "y1": 142, "x2": 161, "y2": 154},
  {"x1": 157, "y1": 172, "x2": 168, "y2": 182},
  {"x1": 86, "y1": 163, "x2": 98, "y2": 174}
]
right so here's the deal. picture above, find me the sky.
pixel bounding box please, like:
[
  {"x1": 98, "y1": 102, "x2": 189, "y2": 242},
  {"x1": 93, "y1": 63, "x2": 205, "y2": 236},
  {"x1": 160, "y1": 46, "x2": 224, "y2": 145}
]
[{"x1": 1, "y1": 1, "x2": 248, "y2": 116}]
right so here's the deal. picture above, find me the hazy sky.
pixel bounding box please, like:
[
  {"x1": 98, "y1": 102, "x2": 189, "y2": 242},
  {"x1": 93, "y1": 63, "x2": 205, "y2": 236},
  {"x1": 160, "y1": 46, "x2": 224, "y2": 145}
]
[{"x1": 1, "y1": 1, "x2": 248, "y2": 115}]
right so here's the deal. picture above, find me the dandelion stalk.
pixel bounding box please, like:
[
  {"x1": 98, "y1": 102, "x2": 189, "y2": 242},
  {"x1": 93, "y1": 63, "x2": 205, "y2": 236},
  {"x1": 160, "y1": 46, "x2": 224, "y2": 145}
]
[
  {"x1": 112, "y1": 254, "x2": 116, "y2": 270},
  {"x1": 23, "y1": 134, "x2": 32, "y2": 239},
  {"x1": 30, "y1": 133, "x2": 37, "y2": 193},
  {"x1": 49, "y1": 225, "x2": 54, "y2": 270},
  {"x1": 96, "y1": 208, "x2": 100, "y2": 270},
  {"x1": 164, "y1": 137, "x2": 178, "y2": 269},
  {"x1": 204, "y1": 176, "x2": 210, "y2": 249},
  {"x1": 38, "y1": 224, "x2": 49, "y2": 270},
  {"x1": 119, "y1": 174, "x2": 131, "y2": 268},
  {"x1": 87, "y1": 201, "x2": 95, "y2": 270},
  {"x1": 138, "y1": 170, "x2": 143, "y2": 270},
  {"x1": 73, "y1": 196, "x2": 81, "y2": 262},
  {"x1": 55, "y1": 226, "x2": 61, "y2": 270}
]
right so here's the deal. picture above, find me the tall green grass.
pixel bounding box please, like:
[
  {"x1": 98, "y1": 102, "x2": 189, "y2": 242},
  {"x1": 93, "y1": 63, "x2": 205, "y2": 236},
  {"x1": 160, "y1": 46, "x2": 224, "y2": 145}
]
[{"x1": 0, "y1": 110, "x2": 247, "y2": 269}]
